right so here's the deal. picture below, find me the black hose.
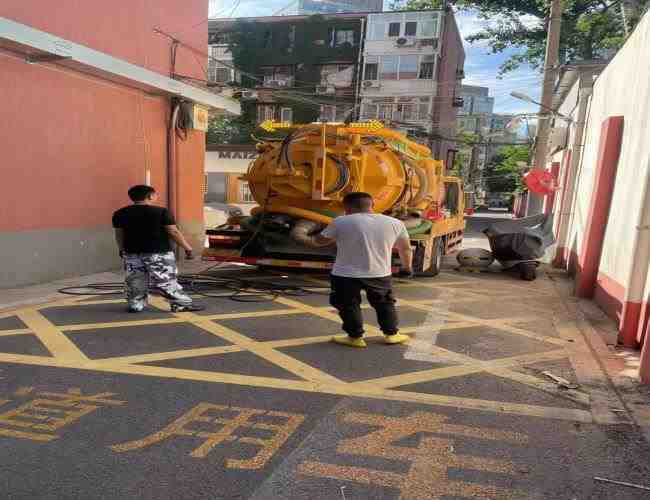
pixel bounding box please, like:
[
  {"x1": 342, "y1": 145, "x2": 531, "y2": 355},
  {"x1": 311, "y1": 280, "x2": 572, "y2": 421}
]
[{"x1": 57, "y1": 267, "x2": 330, "y2": 303}]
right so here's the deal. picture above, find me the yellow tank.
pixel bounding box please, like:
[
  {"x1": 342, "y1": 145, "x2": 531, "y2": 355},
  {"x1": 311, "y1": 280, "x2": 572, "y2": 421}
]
[{"x1": 243, "y1": 123, "x2": 445, "y2": 224}]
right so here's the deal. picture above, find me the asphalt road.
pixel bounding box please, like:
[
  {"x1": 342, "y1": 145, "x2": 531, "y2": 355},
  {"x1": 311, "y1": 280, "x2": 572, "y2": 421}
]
[{"x1": 1, "y1": 253, "x2": 650, "y2": 498}]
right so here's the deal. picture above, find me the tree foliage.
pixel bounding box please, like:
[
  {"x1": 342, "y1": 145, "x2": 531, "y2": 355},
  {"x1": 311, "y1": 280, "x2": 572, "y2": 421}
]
[
  {"x1": 393, "y1": 0, "x2": 649, "y2": 74},
  {"x1": 206, "y1": 112, "x2": 255, "y2": 144},
  {"x1": 484, "y1": 145, "x2": 530, "y2": 194}
]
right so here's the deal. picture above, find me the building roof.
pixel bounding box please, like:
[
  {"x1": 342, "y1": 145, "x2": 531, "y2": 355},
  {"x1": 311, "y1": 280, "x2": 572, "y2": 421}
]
[{"x1": 551, "y1": 60, "x2": 608, "y2": 110}]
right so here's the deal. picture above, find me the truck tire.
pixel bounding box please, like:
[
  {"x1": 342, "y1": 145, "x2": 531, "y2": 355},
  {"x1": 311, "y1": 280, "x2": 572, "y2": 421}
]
[
  {"x1": 414, "y1": 237, "x2": 443, "y2": 277},
  {"x1": 519, "y1": 261, "x2": 537, "y2": 281},
  {"x1": 428, "y1": 237, "x2": 444, "y2": 277}
]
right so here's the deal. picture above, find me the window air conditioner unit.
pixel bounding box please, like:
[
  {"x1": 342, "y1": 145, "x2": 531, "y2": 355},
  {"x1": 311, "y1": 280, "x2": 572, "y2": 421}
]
[
  {"x1": 362, "y1": 80, "x2": 380, "y2": 89},
  {"x1": 240, "y1": 90, "x2": 258, "y2": 100},
  {"x1": 316, "y1": 85, "x2": 335, "y2": 95},
  {"x1": 453, "y1": 97, "x2": 464, "y2": 107},
  {"x1": 395, "y1": 37, "x2": 417, "y2": 47}
]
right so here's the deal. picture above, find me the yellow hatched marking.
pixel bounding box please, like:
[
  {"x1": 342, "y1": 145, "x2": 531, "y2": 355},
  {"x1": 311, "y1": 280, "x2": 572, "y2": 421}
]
[
  {"x1": 352, "y1": 349, "x2": 570, "y2": 389},
  {"x1": 17, "y1": 310, "x2": 88, "y2": 362},
  {"x1": 401, "y1": 300, "x2": 568, "y2": 347},
  {"x1": 0, "y1": 329, "x2": 32, "y2": 337},
  {"x1": 0, "y1": 351, "x2": 594, "y2": 422},
  {"x1": 94, "y1": 345, "x2": 244, "y2": 365},
  {"x1": 148, "y1": 296, "x2": 342, "y2": 385},
  {"x1": 61, "y1": 308, "x2": 303, "y2": 333}
]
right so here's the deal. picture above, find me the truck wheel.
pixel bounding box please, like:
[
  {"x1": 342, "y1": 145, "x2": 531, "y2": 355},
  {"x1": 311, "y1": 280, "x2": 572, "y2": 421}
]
[
  {"x1": 428, "y1": 237, "x2": 444, "y2": 277},
  {"x1": 415, "y1": 237, "x2": 443, "y2": 277},
  {"x1": 519, "y1": 262, "x2": 537, "y2": 281},
  {"x1": 412, "y1": 244, "x2": 426, "y2": 275}
]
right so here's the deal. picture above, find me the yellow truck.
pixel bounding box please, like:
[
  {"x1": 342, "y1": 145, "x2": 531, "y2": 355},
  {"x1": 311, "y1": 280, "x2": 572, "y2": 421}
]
[{"x1": 203, "y1": 121, "x2": 465, "y2": 276}]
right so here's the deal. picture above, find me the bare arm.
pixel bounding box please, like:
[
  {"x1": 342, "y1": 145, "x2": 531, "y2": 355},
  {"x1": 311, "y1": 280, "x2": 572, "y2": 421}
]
[
  {"x1": 309, "y1": 234, "x2": 336, "y2": 248},
  {"x1": 164, "y1": 225, "x2": 192, "y2": 253},
  {"x1": 114, "y1": 228, "x2": 125, "y2": 254},
  {"x1": 394, "y1": 237, "x2": 413, "y2": 272}
]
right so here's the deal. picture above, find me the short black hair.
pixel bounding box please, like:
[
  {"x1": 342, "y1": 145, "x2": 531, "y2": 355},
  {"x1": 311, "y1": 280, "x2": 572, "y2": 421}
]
[
  {"x1": 128, "y1": 185, "x2": 156, "y2": 202},
  {"x1": 343, "y1": 192, "x2": 373, "y2": 211}
]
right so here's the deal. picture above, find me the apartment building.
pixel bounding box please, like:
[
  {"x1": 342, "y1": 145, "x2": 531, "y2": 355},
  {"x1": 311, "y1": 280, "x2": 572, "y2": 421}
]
[
  {"x1": 208, "y1": 13, "x2": 365, "y2": 125},
  {"x1": 359, "y1": 9, "x2": 465, "y2": 163}
]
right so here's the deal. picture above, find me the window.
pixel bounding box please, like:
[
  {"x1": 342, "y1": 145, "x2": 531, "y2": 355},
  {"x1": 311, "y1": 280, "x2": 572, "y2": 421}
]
[
  {"x1": 262, "y1": 67, "x2": 275, "y2": 83},
  {"x1": 215, "y1": 67, "x2": 231, "y2": 83},
  {"x1": 320, "y1": 105, "x2": 337, "y2": 122},
  {"x1": 280, "y1": 107, "x2": 293, "y2": 122},
  {"x1": 288, "y1": 25, "x2": 296, "y2": 49},
  {"x1": 402, "y1": 104, "x2": 418, "y2": 121},
  {"x1": 405, "y1": 22, "x2": 417, "y2": 37},
  {"x1": 263, "y1": 30, "x2": 272, "y2": 48},
  {"x1": 419, "y1": 17, "x2": 438, "y2": 37},
  {"x1": 418, "y1": 100, "x2": 430, "y2": 120},
  {"x1": 419, "y1": 55, "x2": 435, "y2": 79},
  {"x1": 257, "y1": 105, "x2": 276, "y2": 123},
  {"x1": 364, "y1": 56, "x2": 378, "y2": 80},
  {"x1": 320, "y1": 64, "x2": 353, "y2": 86},
  {"x1": 378, "y1": 104, "x2": 392, "y2": 120},
  {"x1": 335, "y1": 29, "x2": 355, "y2": 46},
  {"x1": 379, "y1": 55, "x2": 398, "y2": 80},
  {"x1": 361, "y1": 103, "x2": 378, "y2": 120},
  {"x1": 240, "y1": 182, "x2": 255, "y2": 203},
  {"x1": 261, "y1": 66, "x2": 294, "y2": 86},
  {"x1": 398, "y1": 55, "x2": 418, "y2": 79},
  {"x1": 388, "y1": 22, "x2": 401, "y2": 37}
]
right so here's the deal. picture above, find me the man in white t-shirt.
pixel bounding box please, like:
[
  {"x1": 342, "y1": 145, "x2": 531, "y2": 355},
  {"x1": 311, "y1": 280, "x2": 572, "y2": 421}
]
[{"x1": 310, "y1": 192, "x2": 413, "y2": 348}]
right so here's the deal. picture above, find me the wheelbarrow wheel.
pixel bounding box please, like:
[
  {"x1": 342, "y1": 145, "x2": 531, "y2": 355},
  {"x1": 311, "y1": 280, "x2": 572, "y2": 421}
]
[{"x1": 519, "y1": 261, "x2": 537, "y2": 281}]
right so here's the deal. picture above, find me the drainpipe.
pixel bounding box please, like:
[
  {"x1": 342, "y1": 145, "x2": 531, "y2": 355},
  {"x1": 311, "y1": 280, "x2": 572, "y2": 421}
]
[
  {"x1": 553, "y1": 74, "x2": 592, "y2": 267},
  {"x1": 354, "y1": 17, "x2": 365, "y2": 121},
  {"x1": 167, "y1": 101, "x2": 180, "y2": 246}
]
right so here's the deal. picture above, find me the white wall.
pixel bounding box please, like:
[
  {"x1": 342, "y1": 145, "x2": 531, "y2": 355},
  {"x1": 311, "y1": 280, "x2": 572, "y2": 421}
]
[
  {"x1": 566, "y1": 12, "x2": 650, "y2": 287},
  {"x1": 205, "y1": 152, "x2": 257, "y2": 174}
]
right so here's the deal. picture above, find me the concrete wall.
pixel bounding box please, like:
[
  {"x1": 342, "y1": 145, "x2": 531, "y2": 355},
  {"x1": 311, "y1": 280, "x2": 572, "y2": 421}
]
[
  {"x1": 0, "y1": 0, "x2": 208, "y2": 288},
  {"x1": 551, "y1": 12, "x2": 650, "y2": 347}
]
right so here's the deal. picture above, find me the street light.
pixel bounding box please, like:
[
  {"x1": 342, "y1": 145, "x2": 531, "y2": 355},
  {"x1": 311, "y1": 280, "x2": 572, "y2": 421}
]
[{"x1": 510, "y1": 91, "x2": 572, "y2": 122}]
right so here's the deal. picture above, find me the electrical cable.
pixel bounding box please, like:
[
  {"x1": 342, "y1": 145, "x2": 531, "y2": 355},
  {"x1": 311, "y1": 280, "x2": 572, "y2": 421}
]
[{"x1": 57, "y1": 266, "x2": 330, "y2": 303}]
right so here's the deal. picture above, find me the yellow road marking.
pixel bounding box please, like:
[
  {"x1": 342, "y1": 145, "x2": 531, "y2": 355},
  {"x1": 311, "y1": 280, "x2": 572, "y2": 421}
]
[
  {"x1": 0, "y1": 351, "x2": 594, "y2": 422},
  {"x1": 401, "y1": 300, "x2": 568, "y2": 347},
  {"x1": 61, "y1": 308, "x2": 303, "y2": 333},
  {"x1": 352, "y1": 349, "x2": 571, "y2": 388},
  {"x1": 148, "y1": 296, "x2": 343, "y2": 385},
  {"x1": 0, "y1": 328, "x2": 32, "y2": 337},
  {"x1": 17, "y1": 310, "x2": 88, "y2": 362},
  {"x1": 93, "y1": 345, "x2": 244, "y2": 365}
]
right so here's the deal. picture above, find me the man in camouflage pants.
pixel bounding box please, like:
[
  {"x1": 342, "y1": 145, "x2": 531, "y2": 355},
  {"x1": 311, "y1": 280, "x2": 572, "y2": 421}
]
[{"x1": 112, "y1": 185, "x2": 203, "y2": 313}]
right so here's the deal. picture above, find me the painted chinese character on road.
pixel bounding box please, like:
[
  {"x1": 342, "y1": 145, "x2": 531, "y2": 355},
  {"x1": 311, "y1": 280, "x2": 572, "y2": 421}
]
[
  {"x1": 111, "y1": 403, "x2": 304, "y2": 469},
  {"x1": 298, "y1": 411, "x2": 528, "y2": 499},
  {"x1": 0, "y1": 387, "x2": 125, "y2": 442}
]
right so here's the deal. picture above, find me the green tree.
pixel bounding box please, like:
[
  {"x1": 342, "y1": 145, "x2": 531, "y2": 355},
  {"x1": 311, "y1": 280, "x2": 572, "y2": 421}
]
[
  {"x1": 392, "y1": 0, "x2": 649, "y2": 74},
  {"x1": 206, "y1": 111, "x2": 255, "y2": 144},
  {"x1": 484, "y1": 145, "x2": 530, "y2": 194}
]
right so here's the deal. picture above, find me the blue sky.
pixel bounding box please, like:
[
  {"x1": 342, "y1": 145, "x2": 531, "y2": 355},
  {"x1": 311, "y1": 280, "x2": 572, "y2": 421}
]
[{"x1": 209, "y1": 1, "x2": 541, "y2": 114}]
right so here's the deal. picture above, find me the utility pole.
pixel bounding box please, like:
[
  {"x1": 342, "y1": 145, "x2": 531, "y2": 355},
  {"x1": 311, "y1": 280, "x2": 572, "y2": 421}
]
[{"x1": 528, "y1": 0, "x2": 562, "y2": 215}]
